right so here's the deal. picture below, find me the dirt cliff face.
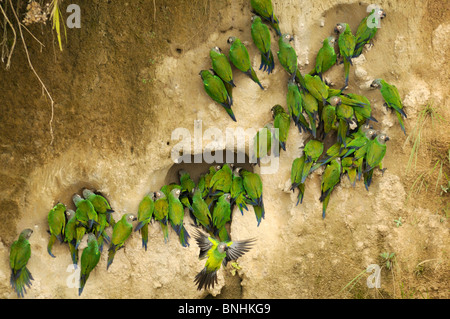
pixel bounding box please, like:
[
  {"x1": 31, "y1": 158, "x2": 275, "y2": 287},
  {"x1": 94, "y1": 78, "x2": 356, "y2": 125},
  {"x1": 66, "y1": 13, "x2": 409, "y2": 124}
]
[{"x1": 0, "y1": 0, "x2": 448, "y2": 299}]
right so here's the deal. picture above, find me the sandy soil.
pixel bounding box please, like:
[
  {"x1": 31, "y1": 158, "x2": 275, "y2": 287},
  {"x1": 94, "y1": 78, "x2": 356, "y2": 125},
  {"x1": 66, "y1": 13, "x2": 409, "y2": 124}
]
[{"x1": 0, "y1": 0, "x2": 448, "y2": 299}]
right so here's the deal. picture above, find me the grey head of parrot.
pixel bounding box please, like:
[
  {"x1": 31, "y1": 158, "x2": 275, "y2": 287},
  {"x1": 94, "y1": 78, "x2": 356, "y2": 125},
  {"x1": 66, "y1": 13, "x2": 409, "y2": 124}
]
[
  {"x1": 178, "y1": 169, "x2": 188, "y2": 178},
  {"x1": 154, "y1": 191, "x2": 166, "y2": 200},
  {"x1": 370, "y1": 78, "x2": 382, "y2": 89},
  {"x1": 377, "y1": 133, "x2": 390, "y2": 143},
  {"x1": 212, "y1": 46, "x2": 222, "y2": 54},
  {"x1": 281, "y1": 33, "x2": 294, "y2": 43},
  {"x1": 170, "y1": 188, "x2": 182, "y2": 199},
  {"x1": 361, "y1": 123, "x2": 373, "y2": 133},
  {"x1": 224, "y1": 193, "x2": 231, "y2": 202},
  {"x1": 126, "y1": 214, "x2": 137, "y2": 223},
  {"x1": 227, "y1": 36, "x2": 236, "y2": 45},
  {"x1": 215, "y1": 164, "x2": 222, "y2": 171},
  {"x1": 82, "y1": 188, "x2": 94, "y2": 199},
  {"x1": 72, "y1": 193, "x2": 83, "y2": 205},
  {"x1": 20, "y1": 228, "x2": 33, "y2": 240},
  {"x1": 377, "y1": 8, "x2": 386, "y2": 19},
  {"x1": 217, "y1": 242, "x2": 228, "y2": 254},
  {"x1": 334, "y1": 23, "x2": 346, "y2": 34},
  {"x1": 329, "y1": 96, "x2": 342, "y2": 106},
  {"x1": 326, "y1": 36, "x2": 336, "y2": 45},
  {"x1": 87, "y1": 233, "x2": 97, "y2": 243},
  {"x1": 233, "y1": 167, "x2": 242, "y2": 177},
  {"x1": 66, "y1": 209, "x2": 76, "y2": 220}
]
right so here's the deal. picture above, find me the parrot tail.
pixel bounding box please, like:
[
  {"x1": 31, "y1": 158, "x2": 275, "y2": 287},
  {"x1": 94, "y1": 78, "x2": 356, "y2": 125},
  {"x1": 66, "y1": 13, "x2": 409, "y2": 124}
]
[
  {"x1": 300, "y1": 162, "x2": 313, "y2": 184},
  {"x1": 134, "y1": 221, "x2": 146, "y2": 232},
  {"x1": 159, "y1": 221, "x2": 169, "y2": 243},
  {"x1": 364, "y1": 169, "x2": 374, "y2": 191},
  {"x1": 396, "y1": 112, "x2": 406, "y2": 135},
  {"x1": 253, "y1": 204, "x2": 265, "y2": 227},
  {"x1": 295, "y1": 184, "x2": 305, "y2": 206},
  {"x1": 342, "y1": 58, "x2": 351, "y2": 90},
  {"x1": 178, "y1": 225, "x2": 190, "y2": 248},
  {"x1": 69, "y1": 242, "x2": 78, "y2": 268},
  {"x1": 78, "y1": 273, "x2": 89, "y2": 296},
  {"x1": 107, "y1": 245, "x2": 118, "y2": 270},
  {"x1": 259, "y1": 50, "x2": 275, "y2": 74},
  {"x1": 141, "y1": 224, "x2": 149, "y2": 251},
  {"x1": 246, "y1": 68, "x2": 264, "y2": 90},
  {"x1": 321, "y1": 193, "x2": 331, "y2": 219},
  {"x1": 10, "y1": 267, "x2": 33, "y2": 298},
  {"x1": 194, "y1": 267, "x2": 218, "y2": 291},
  {"x1": 47, "y1": 234, "x2": 56, "y2": 258}
]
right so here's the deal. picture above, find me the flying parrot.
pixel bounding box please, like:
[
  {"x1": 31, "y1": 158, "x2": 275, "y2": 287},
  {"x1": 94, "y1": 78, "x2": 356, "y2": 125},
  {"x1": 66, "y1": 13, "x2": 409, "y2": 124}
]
[
  {"x1": 309, "y1": 36, "x2": 337, "y2": 80},
  {"x1": 82, "y1": 189, "x2": 115, "y2": 227},
  {"x1": 320, "y1": 158, "x2": 342, "y2": 218},
  {"x1": 107, "y1": 213, "x2": 137, "y2": 270},
  {"x1": 153, "y1": 191, "x2": 170, "y2": 243},
  {"x1": 371, "y1": 78, "x2": 407, "y2": 134},
  {"x1": 299, "y1": 139, "x2": 324, "y2": 184},
  {"x1": 134, "y1": 192, "x2": 155, "y2": 251},
  {"x1": 335, "y1": 23, "x2": 356, "y2": 90},
  {"x1": 239, "y1": 168, "x2": 265, "y2": 226},
  {"x1": 47, "y1": 202, "x2": 66, "y2": 258},
  {"x1": 9, "y1": 228, "x2": 33, "y2": 298},
  {"x1": 252, "y1": 123, "x2": 273, "y2": 165},
  {"x1": 251, "y1": 15, "x2": 275, "y2": 74},
  {"x1": 353, "y1": 8, "x2": 386, "y2": 58},
  {"x1": 64, "y1": 209, "x2": 78, "y2": 267},
  {"x1": 227, "y1": 36, "x2": 264, "y2": 90},
  {"x1": 212, "y1": 193, "x2": 232, "y2": 242},
  {"x1": 168, "y1": 188, "x2": 190, "y2": 247},
  {"x1": 290, "y1": 156, "x2": 306, "y2": 205},
  {"x1": 287, "y1": 79, "x2": 310, "y2": 134},
  {"x1": 193, "y1": 228, "x2": 256, "y2": 290},
  {"x1": 277, "y1": 33, "x2": 297, "y2": 82},
  {"x1": 200, "y1": 69, "x2": 236, "y2": 122},
  {"x1": 210, "y1": 46, "x2": 235, "y2": 100},
  {"x1": 73, "y1": 194, "x2": 98, "y2": 249},
  {"x1": 191, "y1": 188, "x2": 213, "y2": 234},
  {"x1": 230, "y1": 167, "x2": 249, "y2": 215},
  {"x1": 271, "y1": 104, "x2": 290, "y2": 152},
  {"x1": 78, "y1": 233, "x2": 101, "y2": 296},
  {"x1": 364, "y1": 132, "x2": 389, "y2": 190},
  {"x1": 250, "y1": 0, "x2": 281, "y2": 36}
]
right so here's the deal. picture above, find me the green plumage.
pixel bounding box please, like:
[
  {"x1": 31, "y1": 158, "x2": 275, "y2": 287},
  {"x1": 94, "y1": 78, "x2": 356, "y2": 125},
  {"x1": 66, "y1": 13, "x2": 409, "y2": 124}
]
[
  {"x1": 290, "y1": 156, "x2": 306, "y2": 205},
  {"x1": 200, "y1": 69, "x2": 235, "y2": 122},
  {"x1": 277, "y1": 34, "x2": 297, "y2": 80},
  {"x1": 252, "y1": 123, "x2": 273, "y2": 165},
  {"x1": 364, "y1": 133, "x2": 389, "y2": 190},
  {"x1": 250, "y1": 0, "x2": 281, "y2": 36},
  {"x1": 251, "y1": 15, "x2": 275, "y2": 74},
  {"x1": 47, "y1": 202, "x2": 66, "y2": 258},
  {"x1": 210, "y1": 47, "x2": 235, "y2": 87},
  {"x1": 304, "y1": 74, "x2": 329, "y2": 105},
  {"x1": 209, "y1": 163, "x2": 233, "y2": 196},
  {"x1": 228, "y1": 36, "x2": 264, "y2": 90},
  {"x1": 191, "y1": 188, "x2": 213, "y2": 233},
  {"x1": 212, "y1": 193, "x2": 231, "y2": 241},
  {"x1": 272, "y1": 105, "x2": 290, "y2": 152},
  {"x1": 135, "y1": 192, "x2": 155, "y2": 251},
  {"x1": 231, "y1": 168, "x2": 248, "y2": 215},
  {"x1": 64, "y1": 209, "x2": 78, "y2": 267},
  {"x1": 168, "y1": 188, "x2": 190, "y2": 247},
  {"x1": 300, "y1": 139, "x2": 324, "y2": 184},
  {"x1": 346, "y1": 93, "x2": 377, "y2": 126},
  {"x1": 9, "y1": 229, "x2": 33, "y2": 298},
  {"x1": 83, "y1": 189, "x2": 115, "y2": 227},
  {"x1": 73, "y1": 194, "x2": 98, "y2": 249},
  {"x1": 287, "y1": 80, "x2": 310, "y2": 134},
  {"x1": 79, "y1": 234, "x2": 101, "y2": 296},
  {"x1": 320, "y1": 159, "x2": 342, "y2": 218},
  {"x1": 153, "y1": 191, "x2": 170, "y2": 243},
  {"x1": 335, "y1": 23, "x2": 356, "y2": 89},
  {"x1": 310, "y1": 36, "x2": 337, "y2": 80},
  {"x1": 353, "y1": 8, "x2": 386, "y2": 58},
  {"x1": 107, "y1": 213, "x2": 136, "y2": 270},
  {"x1": 301, "y1": 91, "x2": 319, "y2": 138},
  {"x1": 335, "y1": 102, "x2": 355, "y2": 147},
  {"x1": 240, "y1": 169, "x2": 264, "y2": 226}
]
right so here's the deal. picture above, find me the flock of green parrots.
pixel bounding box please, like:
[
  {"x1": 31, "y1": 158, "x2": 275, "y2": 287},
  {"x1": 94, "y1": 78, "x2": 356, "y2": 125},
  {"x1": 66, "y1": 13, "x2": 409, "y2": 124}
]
[
  {"x1": 9, "y1": 164, "x2": 263, "y2": 296},
  {"x1": 200, "y1": 1, "x2": 406, "y2": 217},
  {"x1": 9, "y1": 0, "x2": 409, "y2": 298}
]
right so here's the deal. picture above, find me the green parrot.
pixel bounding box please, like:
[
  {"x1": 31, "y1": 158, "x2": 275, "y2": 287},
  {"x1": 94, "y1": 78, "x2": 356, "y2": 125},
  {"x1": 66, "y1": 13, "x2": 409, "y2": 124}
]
[
  {"x1": 94, "y1": 212, "x2": 110, "y2": 253},
  {"x1": 371, "y1": 78, "x2": 407, "y2": 134},
  {"x1": 277, "y1": 33, "x2": 297, "y2": 81},
  {"x1": 208, "y1": 163, "x2": 233, "y2": 197},
  {"x1": 320, "y1": 158, "x2": 342, "y2": 218},
  {"x1": 290, "y1": 156, "x2": 306, "y2": 205},
  {"x1": 341, "y1": 156, "x2": 359, "y2": 186},
  {"x1": 227, "y1": 36, "x2": 264, "y2": 90},
  {"x1": 271, "y1": 104, "x2": 290, "y2": 152},
  {"x1": 47, "y1": 202, "x2": 66, "y2": 258},
  {"x1": 231, "y1": 167, "x2": 249, "y2": 215},
  {"x1": 64, "y1": 209, "x2": 78, "y2": 267},
  {"x1": 334, "y1": 97, "x2": 355, "y2": 147},
  {"x1": 322, "y1": 103, "x2": 337, "y2": 135},
  {"x1": 251, "y1": 15, "x2": 275, "y2": 74},
  {"x1": 199, "y1": 69, "x2": 236, "y2": 122},
  {"x1": 9, "y1": 228, "x2": 33, "y2": 298},
  {"x1": 78, "y1": 233, "x2": 101, "y2": 296},
  {"x1": 168, "y1": 188, "x2": 190, "y2": 247},
  {"x1": 301, "y1": 90, "x2": 320, "y2": 138},
  {"x1": 287, "y1": 79, "x2": 310, "y2": 134},
  {"x1": 300, "y1": 139, "x2": 324, "y2": 184},
  {"x1": 82, "y1": 189, "x2": 115, "y2": 227},
  {"x1": 364, "y1": 133, "x2": 389, "y2": 190},
  {"x1": 304, "y1": 74, "x2": 329, "y2": 106},
  {"x1": 239, "y1": 168, "x2": 265, "y2": 226},
  {"x1": 134, "y1": 192, "x2": 155, "y2": 251},
  {"x1": 193, "y1": 228, "x2": 256, "y2": 290},
  {"x1": 252, "y1": 123, "x2": 273, "y2": 165},
  {"x1": 250, "y1": 0, "x2": 281, "y2": 36},
  {"x1": 309, "y1": 36, "x2": 337, "y2": 80},
  {"x1": 346, "y1": 93, "x2": 378, "y2": 126},
  {"x1": 153, "y1": 191, "x2": 170, "y2": 243},
  {"x1": 210, "y1": 46, "x2": 235, "y2": 88},
  {"x1": 334, "y1": 23, "x2": 356, "y2": 90},
  {"x1": 107, "y1": 213, "x2": 137, "y2": 270},
  {"x1": 178, "y1": 169, "x2": 195, "y2": 212},
  {"x1": 160, "y1": 183, "x2": 181, "y2": 198},
  {"x1": 212, "y1": 193, "x2": 232, "y2": 242},
  {"x1": 353, "y1": 8, "x2": 386, "y2": 58},
  {"x1": 191, "y1": 188, "x2": 213, "y2": 234},
  {"x1": 73, "y1": 194, "x2": 98, "y2": 249},
  {"x1": 203, "y1": 165, "x2": 220, "y2": 198}
]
